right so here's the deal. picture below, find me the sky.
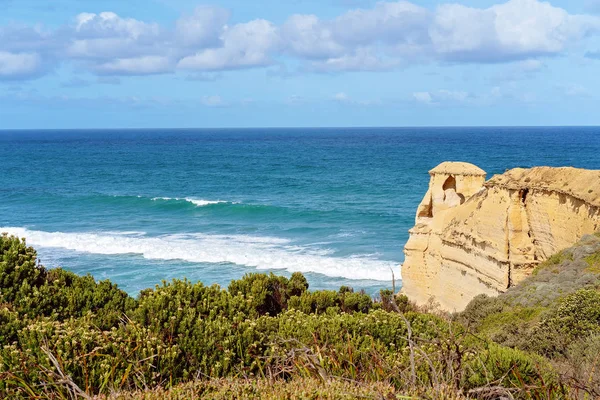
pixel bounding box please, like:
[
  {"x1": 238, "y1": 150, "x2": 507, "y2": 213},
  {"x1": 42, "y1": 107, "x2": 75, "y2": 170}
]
[{"x1": 1, "y1": 0, "x2": 600, "y2": 128}]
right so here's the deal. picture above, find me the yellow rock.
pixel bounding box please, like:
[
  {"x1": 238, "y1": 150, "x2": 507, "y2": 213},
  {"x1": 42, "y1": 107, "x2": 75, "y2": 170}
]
[{"x1": 401, "y1": 163, "x2": 600, "y2": 312}]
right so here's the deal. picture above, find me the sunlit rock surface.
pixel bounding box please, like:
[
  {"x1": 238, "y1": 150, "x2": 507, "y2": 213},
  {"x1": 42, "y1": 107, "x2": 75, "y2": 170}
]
[{"x1": 402, "y1": 162, "x2": 600, "y2": 312}]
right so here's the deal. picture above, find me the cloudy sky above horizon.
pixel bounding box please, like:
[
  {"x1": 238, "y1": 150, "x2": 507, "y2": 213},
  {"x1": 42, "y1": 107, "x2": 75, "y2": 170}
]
[{"x1": 1, "y1": 0, "x2": 600, "y2": 128}]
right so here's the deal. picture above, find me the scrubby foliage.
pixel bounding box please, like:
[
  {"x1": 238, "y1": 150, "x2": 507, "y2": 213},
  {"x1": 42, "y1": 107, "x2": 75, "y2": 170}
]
[
  {"x1": 458, "y1": 233, "x2": 600, "y2": 398},
  {"x1": 1, "y1": 233, "x2": 597, "y2": 399},
  {"x1": 102, "y1": 378, "x2": 404, "y2": 400}
]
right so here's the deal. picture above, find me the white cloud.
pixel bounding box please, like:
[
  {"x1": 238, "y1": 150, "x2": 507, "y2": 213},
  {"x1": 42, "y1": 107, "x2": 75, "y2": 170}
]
[
  {"x1": 413, "y1": 91, "x2": 433, "y2": 104},
  {"x1": 430, "y1": 0, "x2": 600, "y2": 62},
  {"x1": 0, "y1": 24, "x2": 55, "y2": 54},
  {"x1": 308, "y1": 48, "x2": 397, "y2": 72},
  {"x1": 201, "y1": 95, "x2": 227, "y2": 107},
  {"x1": 73, "y1": 12, "x2": 160, "y2": 39},
  {"x1": 287, "y1": 0, "x2": 600, "y2": 70},
  {"x1": 281, "y1": 2, "x2": 430, "y2": 69},
  {"x1": 413, "y1": 86, "x2": 541, "y2": 106},
  {"x1": 177, "y1": 19, "x2": 280, "y2": 71},
  {"x1": 67, "y1": 12, "x2": 164, "y2": 60},
  {"x1": 2, "y1": 0, "x2": 600, "y2": 79},
  {"x1": 333, "y1": 92, "x2": 350, "y2": 102},
  {"x1": 331, "y1": 91, "x2": 381, "y2": 106},
  {"x1": 331, "y1": 1, "x2": 430, "y2": 47},
  {"x1": 281, "y1": 14, "x2": 344, "y2": 59},
  {"x1": 175, "y1": 6, "x2": 229, "y2": 48},
  {"x1": 0, "y1": 51, "x2": 42, "y2": 80},
  {"x1": 413, "y1": 89, "x2": 469, "y2": 105},
  {"x1": 93, "y1": 56, "x2": 173, "y2": 75}
]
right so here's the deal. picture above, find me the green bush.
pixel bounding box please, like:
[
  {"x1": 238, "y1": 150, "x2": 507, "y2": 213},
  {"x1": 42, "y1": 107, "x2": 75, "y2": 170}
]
[
  {"x1": 462, "y1": 342, "x2": 558, "y2": 394},
  {"x1": 0, "y1": 233, "x2": 46, "y2": 304},
  {"x1": 288, "y1": 290, "x2": 340, "y2": 314},
  {"x1": 0, "y1": 234, "x2": 567, "y2": 398},
  {"x1": 460, "y1": 234, "x2": 600, "y2": 361},
  {"x1": 531, "y1": 289, "x2": 600, "y2": 357},
  {"x1": 459, "y1": 294, "x2": 504, "y2": 329},
  {"x1": 1, "y1": 315, "x2": 180, "y2": 396},
  {"x1": 228, "y1": 273, "x2": 293, "y2": 316},
  {"x1": 561, "y1": 335, "x2": 600, "y2": 397},
  {"x1": 0, "y1": 234, "x2": 134, "y2": 329},
  {"x1": 0, "y1": 306, "x2": 23, "y2": 345}
]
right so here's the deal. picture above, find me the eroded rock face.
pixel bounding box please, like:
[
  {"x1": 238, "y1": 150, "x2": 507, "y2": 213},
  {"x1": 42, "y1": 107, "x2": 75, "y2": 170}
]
[{"x1": 401, "y1": 162, "x2": 600, "y2": 312}]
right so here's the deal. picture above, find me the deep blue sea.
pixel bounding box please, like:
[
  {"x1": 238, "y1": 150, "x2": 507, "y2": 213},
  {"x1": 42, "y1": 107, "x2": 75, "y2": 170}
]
[{"x1": 1, "y1": 127, "x2": 599, "y2": 296}]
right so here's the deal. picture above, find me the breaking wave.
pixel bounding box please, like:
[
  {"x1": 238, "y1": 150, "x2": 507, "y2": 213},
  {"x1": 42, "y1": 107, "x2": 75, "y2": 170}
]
[
  {"x1": 150, "y1": 197, "x2": 231, "y2": 207},
  {"x1": 1, "y1": 227, "x2": 398, "y2": 282}
]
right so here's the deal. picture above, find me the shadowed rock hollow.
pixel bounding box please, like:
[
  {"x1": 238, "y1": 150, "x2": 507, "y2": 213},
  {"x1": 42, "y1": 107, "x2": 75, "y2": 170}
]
[{"x1": 401, "y1": 162, "x2": 600, "y2": 312}]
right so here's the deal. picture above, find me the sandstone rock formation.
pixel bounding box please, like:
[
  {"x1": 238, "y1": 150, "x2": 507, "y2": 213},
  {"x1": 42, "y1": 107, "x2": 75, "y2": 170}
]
[{"x1": 401, "y1": 162, "x2": 600, "y2": 312}]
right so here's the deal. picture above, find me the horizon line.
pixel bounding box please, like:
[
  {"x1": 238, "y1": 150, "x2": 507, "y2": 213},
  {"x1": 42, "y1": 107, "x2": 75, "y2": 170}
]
[{"x1": 1, "y1": 125, "x2": 600, "y2": 132}]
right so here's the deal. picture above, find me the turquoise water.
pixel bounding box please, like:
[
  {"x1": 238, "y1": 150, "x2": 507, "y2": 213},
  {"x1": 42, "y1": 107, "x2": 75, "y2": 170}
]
[{"x1": 1, "y1": 127, "x2": 599, "y2": 296}]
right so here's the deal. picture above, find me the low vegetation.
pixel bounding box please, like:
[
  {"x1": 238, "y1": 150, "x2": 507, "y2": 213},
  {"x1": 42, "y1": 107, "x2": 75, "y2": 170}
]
[
  {"x1": 1, "y1": 232, "x2": 599, "y2": 399},
  {"x1": 459, "y1": 233, "x2": 600, "y2": 397}
]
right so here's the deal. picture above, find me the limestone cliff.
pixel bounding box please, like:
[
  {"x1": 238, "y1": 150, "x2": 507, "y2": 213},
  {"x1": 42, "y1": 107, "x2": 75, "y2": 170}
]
[{"x1": 401, "y1": 162, "x2": 600, "y2": 312}]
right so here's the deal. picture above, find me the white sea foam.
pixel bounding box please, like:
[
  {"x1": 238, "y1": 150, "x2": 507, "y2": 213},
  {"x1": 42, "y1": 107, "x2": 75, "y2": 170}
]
[
  {"x1": 103, "y1": 231, "x2": 148, "y2": 236},
  {"x1": 1, "y1": 227, "x2": 398, "y2": 281},
  {"x1": 151, "y1": 197, "x2": 228, "y2": 207}
]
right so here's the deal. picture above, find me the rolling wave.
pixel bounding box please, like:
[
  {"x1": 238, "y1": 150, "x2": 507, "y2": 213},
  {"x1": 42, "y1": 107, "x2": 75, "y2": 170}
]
[
  {"x1": 1, "y1": 227, "x2": 398, "y2": 282},
  {"x1": 150, "y1": 197, "x2": 231, "y2": 207}
]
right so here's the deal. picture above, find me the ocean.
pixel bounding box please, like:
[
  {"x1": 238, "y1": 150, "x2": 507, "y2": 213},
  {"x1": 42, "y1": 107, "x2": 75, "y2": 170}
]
[{"x1": 1, "y1": 127, "x2": 599, "y2": 296}]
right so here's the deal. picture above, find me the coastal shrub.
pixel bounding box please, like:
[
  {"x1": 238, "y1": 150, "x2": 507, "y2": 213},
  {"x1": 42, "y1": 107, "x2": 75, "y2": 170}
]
[
  {"x1": 339, "y1": 290, "x2": 372, "y2": 313},
  {"x1": 18, "y1": 268, "x2": 135, "y2": 328},
  {"x1": 99, "y1": 378, "x2": 401, "y2": 400},
  {"x1": 287, "y1": 286, "x2": 373, "y2": 315},
  {"x1": 135, "y1": 279, "x2": 245, "y2": 336},
  {"x1": 531, "y1": 289, "x2": 600, "y2": 357},
  {"x1": 287, "y1": 290, "x2": 340, "y2": 314},
  {"x1": 460, "y1": 235, "x2": 600, "y2": 360},
  {"x1": 0, "y1": 235, "x2": 580, "y2": 398},
  {"x1": 484, "y1": 307, "x2": 545, "y2": 350},
  {"x1": 394, "y1": 293, "x2": 414, "y2": 313},
  {"x1": 378, "y1": 289, "x2": 415, "y2": 313},
  {"x1": 585, "y1": 252, "x2": 600, "y2": 273},
  {"x1": 287, "y1": 272, "x2": 310, "y2": 297},
  {"x1": 228, "y1": 272, "x2": 309, "y2": 316},
  {"x1": 0, "y1": 306, "x2": 23, "y2": 345},
  {"x1": 0, "y1": 234, "x2": 45, "y2": 304},
  {"x1": 546, "y1": 289, "x2": 600, "y2": 336},
  {"x1": 0, "y1": 234, "x2": 134, "y2": 328},
  {"x1": 459, "y1": 294, "x2": 504, "y2": 329},
  {"x1": 542, "y1": 250, "x2": 574, "y2": 269},
  {"x1": 1, "y1": 315, "x2": 180, "y2": 397},
  {"x1": 462, "y1": 342, "x2": 559, "y2": 396},
  {"x1": 561, "y1": 335, "x2": 600, "y2": 397}
]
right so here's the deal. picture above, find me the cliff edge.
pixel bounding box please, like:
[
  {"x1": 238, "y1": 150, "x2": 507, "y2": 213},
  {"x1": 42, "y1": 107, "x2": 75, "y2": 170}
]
[{"x1": 401, "y1": 162, "x2": 600, "y2": 312}]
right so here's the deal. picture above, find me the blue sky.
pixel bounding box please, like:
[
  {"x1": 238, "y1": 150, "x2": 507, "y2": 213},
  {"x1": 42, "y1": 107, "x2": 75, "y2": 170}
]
[{"x1": 1, "y1": 0, "x2": 600, "y2": 128}]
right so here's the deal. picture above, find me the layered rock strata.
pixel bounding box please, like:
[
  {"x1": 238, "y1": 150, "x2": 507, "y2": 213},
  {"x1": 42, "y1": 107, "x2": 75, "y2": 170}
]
[{"x1": 401, "y1": 162, "x2": 600, "y2": 312}]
